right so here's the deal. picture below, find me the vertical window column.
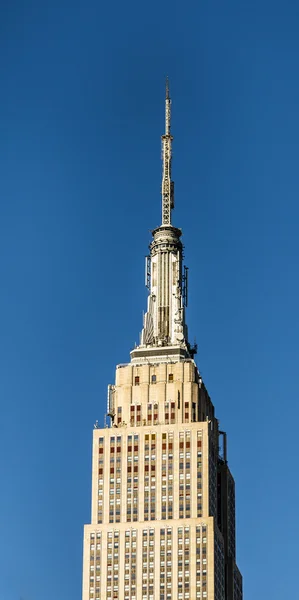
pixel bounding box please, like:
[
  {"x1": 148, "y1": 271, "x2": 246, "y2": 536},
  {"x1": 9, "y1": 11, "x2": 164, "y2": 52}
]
[
  {"x1": 160, "y1": 529, "x2": 166, "y2": 599},
  {"x1": 124, "y1": 531, "x2": 130, "y2": 599},
  {"x1": 179, "y1": 431, "x2": 191, "y2": 519},
  {"x1": 95, "y1": 532, "x2": 101, "y2": 600},
  {"x1": 124, "y1": 529, "x2": 137, "y2": 600},
  {"x1": 148, "y1": 529, "x2": 155, "y2": 599},
  {"x1": 177, "y1": 528, "x2": 183, "y2": 599},
  {"x1": 168, "y1": 433, "x2": 174, "y2": 519},
  {"x1": 197, "y1": 431, "x2": 203, "y2": 517},
  {"x1": 89, "y1": 532, "x2": 102, "y2": 600},
  {"x1": 113, "y1": 531, "x2": 119, "y2": 599},
  {"x1": 131, "y1": 530, "x2": 137, "y2": 600},
  {"x1": 165, "y1": 402, "x2": 169, "y2": 425},
  {"x1": 115, "y1": 436, "x2": 122, "y2": 523},
  {"x1": 161, "y1": 434, "x2": 167, "y2": 520},
  {"x1": 150, "y1": 434, "x2": 156, "y2": 520},
  {"x1": 98, "y1": 437, "x2": 104, "y2": 524},
  {"x1": 179, "y1": 434, "x2": 184, "y2": 519},
  {"x1": 202, "y1": 526, "x2": 208, "y2": 598},
  {"x1": 106, "y1": 532, "x2": 113, "y2": 598},
  {"x1": 195, "y1": 526, "x2": 201, "y2": 599},
  {"x1": 142, "y1": 530, "x2": 148, "y2": 600},
  {"x1": 130, "y1": 405, "x2": 135, "y2": 426},
  {"x1": 177, "y1": 527, "x2": 190, "y2": 599},
  {"x1": 184, "y1": 527, "x2": 190, "y2": 599},
  {"x1": 109, "y1": 437, "x2": 115, "y2": 523},
  {"x1": 166, "y1": 528, "x2": 173, "y2": 599},
  {"x1": 184, "y1": 402, "x2": 189, "y2": 423},
  {"x1": 209, "y1": 440, "x2": 217, "y2": 518},
  {"x1": 144, "y1": 435, "x2": 150, "y2": 521},
  {"x1": 132, "y1": 435, "x2": 139, "y2": 522},
  {"x1": 170, "y1": 402, "x2": 175, "y2": 424},
  {"x1": 126, "y1": 436, "x2": 132, "y2": 522},
  {"x1": 161, "y1": 432, "x2": 174, "y2": 520},
  {"x1": 117, "y1": 406, "x2": 122, "y2": 425},
  {"x1": 136, "y1": 404, "x2": 141, "y2": 426},
  {"x1": 144, "y1": 433, "x2": 156, "y2": 521},
  {"x1": 185, "y1": 431, "x2": 191, "y2": 519},
  {"x1": 126, "y1": 434, "x2": 139, "y2": 522}
]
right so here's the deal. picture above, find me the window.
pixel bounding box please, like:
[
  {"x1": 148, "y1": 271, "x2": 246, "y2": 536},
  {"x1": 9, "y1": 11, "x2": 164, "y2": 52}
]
[
  {"x1": 151, "y1": 374, "x2": 157, "y2": 383},
  {"x1": 168, "y1": 373, "x2": 173, "y2": 382},
  {"x1": 135, "y1": 376, "x2": 140, "y2": 385}
]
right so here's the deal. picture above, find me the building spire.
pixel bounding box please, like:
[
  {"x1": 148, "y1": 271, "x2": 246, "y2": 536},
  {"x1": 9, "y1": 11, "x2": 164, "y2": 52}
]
[
  {"x1": 161, "y1": 78, "x2": 174, "y2": 225},
  {"x1": 131, "y1": 82, "x2": 192, "y2": 359}
]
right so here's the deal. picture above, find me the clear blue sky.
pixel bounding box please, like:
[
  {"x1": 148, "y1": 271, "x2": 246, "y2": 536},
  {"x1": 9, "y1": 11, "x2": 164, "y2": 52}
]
[{"x1": 1, "y1": 0, "x2": 299, "y2": 598}]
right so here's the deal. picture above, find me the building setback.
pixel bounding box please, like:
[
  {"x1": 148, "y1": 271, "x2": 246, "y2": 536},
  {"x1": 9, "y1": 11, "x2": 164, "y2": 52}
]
[{"x1": 82, "y1": 83, "x2": 243, "y2": 600}]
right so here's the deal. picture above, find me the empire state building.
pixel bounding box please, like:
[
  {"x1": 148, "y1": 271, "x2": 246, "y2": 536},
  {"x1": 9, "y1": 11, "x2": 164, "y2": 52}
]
[{"x1": 82, "y1": 83, "x2": 243, "y2": 600}]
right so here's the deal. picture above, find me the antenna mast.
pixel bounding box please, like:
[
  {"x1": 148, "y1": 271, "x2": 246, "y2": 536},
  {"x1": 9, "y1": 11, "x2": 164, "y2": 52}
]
[{"x1": 161, "y1": 78, "x2": 174, "y2": 225}]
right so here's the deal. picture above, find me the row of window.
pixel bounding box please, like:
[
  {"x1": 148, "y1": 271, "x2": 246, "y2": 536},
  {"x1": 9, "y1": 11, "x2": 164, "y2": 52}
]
[
  {"x1": 98, "y1": 430, "x2": 203, "y2": 524},
  {"x1": 129, "y1": 400, "x2": 193, "y2": 426},
  {"x1": 89, "y1": 526, "x2": 208, "y2": 600},
  {"x1": 134, "y1": 373, "x2": 174, "y2": 385}
]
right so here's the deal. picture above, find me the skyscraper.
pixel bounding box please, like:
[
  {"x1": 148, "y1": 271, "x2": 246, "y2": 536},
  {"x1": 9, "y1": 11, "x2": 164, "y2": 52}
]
[{"x1": 82, "y1": 83, "x2": 243, "y2": 600}]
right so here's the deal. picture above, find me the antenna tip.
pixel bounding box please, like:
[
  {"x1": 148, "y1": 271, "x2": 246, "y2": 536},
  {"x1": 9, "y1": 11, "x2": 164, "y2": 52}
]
[{"x1": 166, "y1": 76, "x2": 170, "y2": 99}]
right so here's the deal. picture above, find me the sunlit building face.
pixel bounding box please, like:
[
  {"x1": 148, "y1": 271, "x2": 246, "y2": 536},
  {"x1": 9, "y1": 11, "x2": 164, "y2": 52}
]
[{"x1": 82, "y1": 85, "x2": 242, "y2": 600}]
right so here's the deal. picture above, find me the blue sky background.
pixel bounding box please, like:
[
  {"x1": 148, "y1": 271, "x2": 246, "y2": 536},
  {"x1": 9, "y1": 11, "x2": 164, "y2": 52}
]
[{"x1": 1, "y1": 0, "x2": 299, "y2": 598}]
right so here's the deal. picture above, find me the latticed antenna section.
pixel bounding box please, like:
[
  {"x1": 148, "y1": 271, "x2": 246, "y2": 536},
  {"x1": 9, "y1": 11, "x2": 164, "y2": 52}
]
[{"x1": 161, "y1": 79, "x2": 174, "y2": 225}]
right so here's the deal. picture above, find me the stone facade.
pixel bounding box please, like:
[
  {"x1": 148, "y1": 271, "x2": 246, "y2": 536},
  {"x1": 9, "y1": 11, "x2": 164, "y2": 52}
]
[
  {"x1": 82, "y1": 359, "x2": 242, "y2": 600},
  {"x1": 81, "y1": 84, "x2": 242, "y2": 600}
]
